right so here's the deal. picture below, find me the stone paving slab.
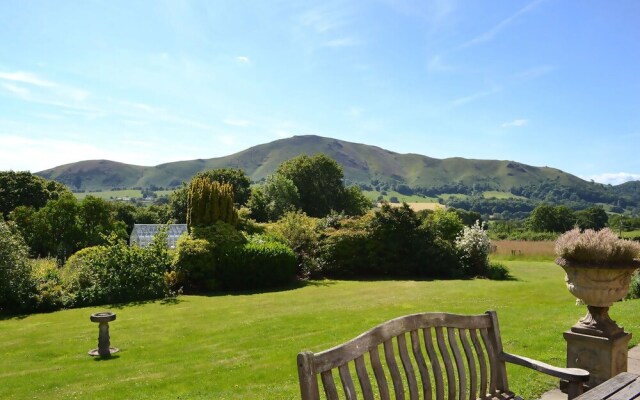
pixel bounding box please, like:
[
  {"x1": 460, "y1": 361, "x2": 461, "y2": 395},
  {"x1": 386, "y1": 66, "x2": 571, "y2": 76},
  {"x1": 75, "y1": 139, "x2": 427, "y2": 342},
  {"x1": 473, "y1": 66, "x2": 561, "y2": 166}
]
[{"x1": 538, "y1": 344, "x2": 640, "y2": 400}]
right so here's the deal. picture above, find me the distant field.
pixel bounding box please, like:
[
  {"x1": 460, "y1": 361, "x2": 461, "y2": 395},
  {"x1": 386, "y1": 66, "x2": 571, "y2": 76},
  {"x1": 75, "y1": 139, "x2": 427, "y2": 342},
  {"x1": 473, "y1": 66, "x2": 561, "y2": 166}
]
[
  {"x1": 381, "y1": 202, "x2": 445, "y2": 212},
  {"x1": 439, "y1": 193, "x2": 471, "y2": 200},
  {"x1": 74, "y1": 189, "x2": 175, "y2": 201},
  {"x1": 74, "y1": 190, "x2": 143, "y2": 200},
  {"x1": 483, "y1": 191, "x2": 526, "y2": 200},
  {"x1": 490, "y1": 240, "x2": 555, "y2": 260},
  {"x1": 362, "y1": 190, "x2": 438, "y2": 203}
]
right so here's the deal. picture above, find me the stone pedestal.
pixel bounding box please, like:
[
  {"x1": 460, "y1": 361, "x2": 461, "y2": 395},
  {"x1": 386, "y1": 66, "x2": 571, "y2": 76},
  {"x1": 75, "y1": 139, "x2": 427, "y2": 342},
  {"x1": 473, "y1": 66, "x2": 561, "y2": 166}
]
[
  {"x1": 564, "y1": 330, "x2": 631, "y2": 388},
  {"x1": 89, "y1": 312, "x2": 119, "y2": 357}
]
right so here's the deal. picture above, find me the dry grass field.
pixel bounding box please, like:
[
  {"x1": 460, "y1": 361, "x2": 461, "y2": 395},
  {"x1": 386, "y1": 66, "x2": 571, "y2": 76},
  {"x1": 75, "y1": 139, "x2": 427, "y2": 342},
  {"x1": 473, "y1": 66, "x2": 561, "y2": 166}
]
[
  {"x1": 490, "y1": 240, "x2": 555, "y2": 260},
  {"x1": 381, "y1": 202, "x2": 445, "y2": 212}
]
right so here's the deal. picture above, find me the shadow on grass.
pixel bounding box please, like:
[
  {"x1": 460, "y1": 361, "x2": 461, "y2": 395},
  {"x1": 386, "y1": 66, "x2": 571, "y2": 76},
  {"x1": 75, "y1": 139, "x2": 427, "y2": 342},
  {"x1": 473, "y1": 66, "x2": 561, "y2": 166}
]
[
  {"x1": 194, "y1": 279, "x2": 335, "y2": 297},
  {"x1": 92, "y1": 354, "x2": 120, "y2": 362},
  {"x1": 107, "y1": 296, "x2": 185, "y2": 310},
  {"x1": 0, "y1": 313, "x2": 29, "y2": 321}
]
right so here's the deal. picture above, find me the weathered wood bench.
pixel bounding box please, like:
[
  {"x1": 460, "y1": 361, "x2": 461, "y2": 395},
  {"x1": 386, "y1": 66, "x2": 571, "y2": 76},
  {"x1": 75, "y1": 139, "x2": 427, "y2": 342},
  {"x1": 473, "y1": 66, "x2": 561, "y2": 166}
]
[{"x1": 297, "y1": 311, "x2": 589, "y2": 400}]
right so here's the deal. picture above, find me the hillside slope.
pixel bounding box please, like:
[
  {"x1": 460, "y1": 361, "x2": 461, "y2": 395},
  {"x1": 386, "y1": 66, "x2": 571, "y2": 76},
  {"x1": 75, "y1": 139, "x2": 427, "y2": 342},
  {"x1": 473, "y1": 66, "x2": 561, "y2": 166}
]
[{"x1": 36, "y1": 135, "x2": 590, "y2": 191}]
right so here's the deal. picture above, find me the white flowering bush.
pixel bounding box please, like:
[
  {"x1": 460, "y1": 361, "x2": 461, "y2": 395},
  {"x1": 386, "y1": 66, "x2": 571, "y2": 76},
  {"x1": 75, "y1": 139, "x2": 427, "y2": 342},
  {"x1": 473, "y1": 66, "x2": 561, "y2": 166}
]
[
  {"x1": 456, "y1": 220, "x2": 491, "y2": 276},
  {"x1": 555, "y1": 228, "x2": 640, "y2": 266}
]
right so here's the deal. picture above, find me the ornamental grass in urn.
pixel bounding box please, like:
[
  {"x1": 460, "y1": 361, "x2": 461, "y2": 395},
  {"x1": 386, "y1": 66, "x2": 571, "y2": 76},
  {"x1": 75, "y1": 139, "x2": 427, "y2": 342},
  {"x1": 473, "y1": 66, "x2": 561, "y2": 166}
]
[{"x1": 555, "y1": 228, "x2": 640, "y2": 337}]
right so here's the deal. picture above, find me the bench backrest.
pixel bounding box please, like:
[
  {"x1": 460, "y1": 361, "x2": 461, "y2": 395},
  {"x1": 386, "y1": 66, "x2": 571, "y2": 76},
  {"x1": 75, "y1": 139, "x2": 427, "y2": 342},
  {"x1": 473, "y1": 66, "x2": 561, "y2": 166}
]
[{"x1": 297, "y1": 311, "x2": 511, "y2": 400}]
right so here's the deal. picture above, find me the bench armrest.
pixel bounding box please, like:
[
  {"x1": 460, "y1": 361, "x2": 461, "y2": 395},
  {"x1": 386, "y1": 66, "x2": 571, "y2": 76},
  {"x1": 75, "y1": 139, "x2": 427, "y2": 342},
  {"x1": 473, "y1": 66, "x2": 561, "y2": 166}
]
[{"x1": 500, "y1": 352, "x2": 589, "y2": 382}]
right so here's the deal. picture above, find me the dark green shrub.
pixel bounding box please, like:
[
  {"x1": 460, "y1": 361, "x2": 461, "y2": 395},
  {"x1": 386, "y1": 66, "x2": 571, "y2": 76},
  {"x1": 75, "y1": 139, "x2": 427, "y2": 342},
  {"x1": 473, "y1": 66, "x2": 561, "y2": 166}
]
[
  {"x1": 486, "y1": 262, "x2": 513, "y2": 281},
  {"x1": 216, "y1": 235, "x2": 296, "y2": 290},
  {"x1": 320, "y1": 227, "x2": 370, "y2": 278},
  {"x1": 172, "y1": 235, "x2": 216, "y2": 292},
  {"x1": 0, "y1": 221, "x2": 37, "y2": 313}
]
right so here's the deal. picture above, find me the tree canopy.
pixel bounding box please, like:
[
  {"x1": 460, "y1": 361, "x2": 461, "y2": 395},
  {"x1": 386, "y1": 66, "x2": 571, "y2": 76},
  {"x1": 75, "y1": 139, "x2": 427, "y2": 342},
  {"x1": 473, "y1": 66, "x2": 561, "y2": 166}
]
[{"x1": 0, "y1": 171, "x2": 70, "y2": 218}]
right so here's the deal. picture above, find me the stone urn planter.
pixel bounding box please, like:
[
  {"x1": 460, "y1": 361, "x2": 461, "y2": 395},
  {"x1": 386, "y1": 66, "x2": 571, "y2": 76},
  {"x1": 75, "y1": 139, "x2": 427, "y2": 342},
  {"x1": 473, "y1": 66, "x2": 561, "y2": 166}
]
[
  {"x1": 557, "y1": 258, "x2": 639, "y2": 337},
  {"x1": 556, "y1": 228, "x2": 640, "y2": 388}
]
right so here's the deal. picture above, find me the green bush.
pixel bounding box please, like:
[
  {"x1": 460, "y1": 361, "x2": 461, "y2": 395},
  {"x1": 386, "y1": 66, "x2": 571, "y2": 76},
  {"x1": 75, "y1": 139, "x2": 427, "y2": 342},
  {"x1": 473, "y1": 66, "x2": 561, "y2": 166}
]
[
  {"x1": 486, "y1": 262, "x2": 513, "y2": 281},
  {"x1": 216, "y1": 235, "x2": 296, "y2": 290},
  {"x1": 269, "y1": 211, "x2": 321, "y2": 278},
  {"x1": 61, "y1": 233, "x2": 171, "y2": 307},
  {"x1": 320, "y1": 226, "x2": 369, "y2": 278},
  {"x1": 31, "y1": 258, "x2": 71, "y2": 311},
  {"x1": 0, "y1": 221, "x2": 37, "y2": 313},
  {"x1": 172, "y1": 235, "x2": 216, "y2": 292}
]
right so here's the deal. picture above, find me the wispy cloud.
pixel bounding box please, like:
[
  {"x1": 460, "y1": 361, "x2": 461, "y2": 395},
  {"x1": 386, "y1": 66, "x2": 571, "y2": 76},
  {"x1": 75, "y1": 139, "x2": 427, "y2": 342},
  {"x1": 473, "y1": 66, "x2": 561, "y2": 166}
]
[
  {"x1": 0, "y1": 71, "x2": 55, "y2": 87},
  {"x1": 459, "y1": 0, "x2": 546, "y2": 49},
  {"x1": 513, "y1": 65, "x2": 556, "y2": 81},
  {"x1": 586, "y1": 172, "x2": 640, "y2": 185},
  {"x1": 427, "y1": 55, "x2": 454, "y2": 72},
  {"x1": 501, "y1": 119, "x2": 528, "y2": 128},
  {"x1": 0, "y1": 70, "x2": 91, "y2": 110},
  {"x1": 348, "y1": 106, "x2": 364, "y2": 118},
  {"x1": 322, "y1": 37, "x2": 360, "y2": 48},
  {"x1": 450, "y1": 86, "x2": 500, "y2": 106},
  {"x1": 236, "y1": 56, "x2": 250, "y2": 64}
]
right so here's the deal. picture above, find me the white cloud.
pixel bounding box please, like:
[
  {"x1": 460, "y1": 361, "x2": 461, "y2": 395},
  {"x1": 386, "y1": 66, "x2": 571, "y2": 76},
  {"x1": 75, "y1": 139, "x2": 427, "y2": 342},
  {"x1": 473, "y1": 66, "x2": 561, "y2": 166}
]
[
  {"x1": 223, "y1": 118, "x2": 251, "y2": 127},
  {"x1": 501, "y1": 119, "x2": 528, "y2": 128},
  {"x1": 1, "y1": 82, "x2": 30, "y2": 97},
  {"x1": 450, "y1": 87, "x2": 500, "y2": 106},
  {"x1": 514, "y1": 65, "x2": 556, "y2": 81},
  {"x1": 0, "y1": 71, "x2": 55, "y2": 87},
  {"x1": 236, "y1": 56, "x2": 250, "y2": 64},
  {"x1": 586, "y1": 173, "x2": 640, "y2": 185},
  {"x1": 459, "y1": 0, "x2": 545, "y2": 49}
]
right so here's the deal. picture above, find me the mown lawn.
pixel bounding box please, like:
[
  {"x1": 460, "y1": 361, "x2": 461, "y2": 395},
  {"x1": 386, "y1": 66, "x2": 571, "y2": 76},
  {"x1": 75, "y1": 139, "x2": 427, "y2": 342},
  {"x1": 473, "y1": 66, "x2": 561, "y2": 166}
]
[{"x1": 1, "y1": 261, "x2": 639, "y2": 399}]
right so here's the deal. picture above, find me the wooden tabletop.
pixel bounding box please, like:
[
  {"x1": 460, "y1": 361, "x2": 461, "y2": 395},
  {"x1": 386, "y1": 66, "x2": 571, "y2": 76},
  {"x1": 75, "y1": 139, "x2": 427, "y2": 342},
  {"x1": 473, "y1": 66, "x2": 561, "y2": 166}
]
[{"x1": 575, "y1": 372, "x2": 640, "y2": 400}]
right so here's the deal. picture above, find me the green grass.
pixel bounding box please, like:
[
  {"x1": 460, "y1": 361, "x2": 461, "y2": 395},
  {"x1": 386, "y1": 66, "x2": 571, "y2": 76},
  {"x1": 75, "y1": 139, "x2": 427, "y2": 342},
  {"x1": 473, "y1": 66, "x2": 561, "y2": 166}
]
[
  {"x1": 2, "y1": 261, "x2": 639, "y2": 399},
  {"x1": 621, "y1": 230, "x2": 640, "y2": 239},
  {"x1": 361, "y1": 190, "x2": 439, "y2": 203}
]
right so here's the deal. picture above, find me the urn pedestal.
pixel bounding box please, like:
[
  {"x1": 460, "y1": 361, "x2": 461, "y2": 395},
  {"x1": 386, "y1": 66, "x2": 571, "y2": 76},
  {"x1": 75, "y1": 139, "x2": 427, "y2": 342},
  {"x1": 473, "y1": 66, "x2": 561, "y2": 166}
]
[{"x1": 558, "y1": 260, "x2": 638, "y2": 389}]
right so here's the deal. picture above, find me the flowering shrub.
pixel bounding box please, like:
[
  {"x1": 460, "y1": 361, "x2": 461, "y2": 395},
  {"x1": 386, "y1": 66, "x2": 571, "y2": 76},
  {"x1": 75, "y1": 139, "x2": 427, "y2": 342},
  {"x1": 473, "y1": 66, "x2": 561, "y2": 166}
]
[
  {"x1": 555, "y1": 228, "x2": 640, "y2": 265},
  {"x1": 456, "y1": 221, "x2": 491, "y2": 276}
]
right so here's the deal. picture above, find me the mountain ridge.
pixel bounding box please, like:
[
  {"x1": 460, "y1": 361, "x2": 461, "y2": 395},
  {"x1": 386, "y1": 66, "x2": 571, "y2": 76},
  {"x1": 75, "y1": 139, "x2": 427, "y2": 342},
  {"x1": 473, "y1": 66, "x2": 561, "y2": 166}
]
[{"x1": 35, "y1": 135, "x2": 624, "y2": 193}]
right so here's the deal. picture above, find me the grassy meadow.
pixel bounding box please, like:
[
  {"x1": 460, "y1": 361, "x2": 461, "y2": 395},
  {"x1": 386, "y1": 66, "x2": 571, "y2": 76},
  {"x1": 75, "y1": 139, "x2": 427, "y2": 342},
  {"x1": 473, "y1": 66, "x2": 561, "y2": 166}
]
[
  {"x1": 2, "y1": 260, "x2": 639, "y2": 399},
  {"x1": 491, "y1": 240, "x2": 556, "y2": 261},
  {"x1": 74, "y1": 189, "x2": 174, "y2": 200}
]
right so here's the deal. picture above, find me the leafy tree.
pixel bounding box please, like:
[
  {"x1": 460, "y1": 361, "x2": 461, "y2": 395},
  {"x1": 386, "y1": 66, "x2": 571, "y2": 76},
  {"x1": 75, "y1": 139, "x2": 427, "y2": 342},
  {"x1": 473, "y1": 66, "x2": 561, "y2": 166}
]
[
  {"x1": 247, "y1": 174, "x2": 300, "y2": 222},
  {"x1": 275, "y1": 154, "x2": 345, "y2": 217},
  {"x1": 576, "y1": 206, "x2": 608, "y2": 230},
  {"x1": 423, "y1": 209, "x2": 464, "y2": 242},
  {"x1": 342, "y1": 186, "x2": 373, "y2": 216},
  {"x1": 527, "y1": 203, "x2": 575, "y2": 232},
  {"x1": 0, "y1": 171, "x2": 70, "y2": 218},
  {"x1": 78, "y1": 196, "x2": 114, "y2": 247}
]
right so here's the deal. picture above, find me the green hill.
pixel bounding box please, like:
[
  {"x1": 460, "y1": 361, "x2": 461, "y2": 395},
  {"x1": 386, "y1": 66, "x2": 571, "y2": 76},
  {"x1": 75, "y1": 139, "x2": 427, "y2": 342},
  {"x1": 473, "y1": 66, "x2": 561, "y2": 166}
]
[{"x1": 36, "y1": 135, "x2": 588, "y2": 192}]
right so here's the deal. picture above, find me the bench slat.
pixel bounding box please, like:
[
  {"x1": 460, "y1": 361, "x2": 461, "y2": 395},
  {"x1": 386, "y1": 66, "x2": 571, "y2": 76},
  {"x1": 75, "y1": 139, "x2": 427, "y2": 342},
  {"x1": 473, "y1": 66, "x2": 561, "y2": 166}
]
[
  {"x1": 459, "y1": 329, "x2": 478, "y2": 399},
  {"x1": 369, "y1": 346, "x2": 391, "y2": 400},
  {"x1": 470, "y1": 329, "x2": 488, "y2": 397},
  {"x1": 436, "y1": 326, "x2": 457, "y2": 399},
  {"x1": 410, "y1": 330, "x2": 432, "y2": 400},
  {"x1": 384, "y1": 339, "x2": 405, "y2": 400},
  {"x1": 398, "y1": 333, "x2": 419, "y2": 400},
  {"x1": 354, "y1": 355, "x2": 374, "y2": 400},
  {"x1": 448, "y1": 327, "x2": 467, "y2": 400},
  {"x1": 424, "y1": 327, "x2": 445, "y2": 399}
]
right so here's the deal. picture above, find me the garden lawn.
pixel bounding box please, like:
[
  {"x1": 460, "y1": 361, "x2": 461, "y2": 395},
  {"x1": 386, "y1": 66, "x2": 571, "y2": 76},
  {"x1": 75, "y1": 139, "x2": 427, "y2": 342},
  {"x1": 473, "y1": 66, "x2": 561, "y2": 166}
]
[{"x1": 2, "y1": 261, "x2": 640, "y2": 399}]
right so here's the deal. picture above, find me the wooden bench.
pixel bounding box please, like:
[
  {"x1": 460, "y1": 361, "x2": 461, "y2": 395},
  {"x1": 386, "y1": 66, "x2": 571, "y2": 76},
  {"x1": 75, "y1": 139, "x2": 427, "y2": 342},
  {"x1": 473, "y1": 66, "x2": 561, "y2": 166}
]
[{"x1": 297, "y1": 311, "x2": 589, "y2": 400}]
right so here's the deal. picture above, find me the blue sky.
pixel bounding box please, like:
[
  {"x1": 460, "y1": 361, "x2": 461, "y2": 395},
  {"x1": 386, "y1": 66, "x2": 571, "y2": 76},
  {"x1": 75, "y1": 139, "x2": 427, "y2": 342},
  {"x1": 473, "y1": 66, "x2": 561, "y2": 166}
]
[{"x1": 1, "y1": 0, "x2": 639, "y2": 184}]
